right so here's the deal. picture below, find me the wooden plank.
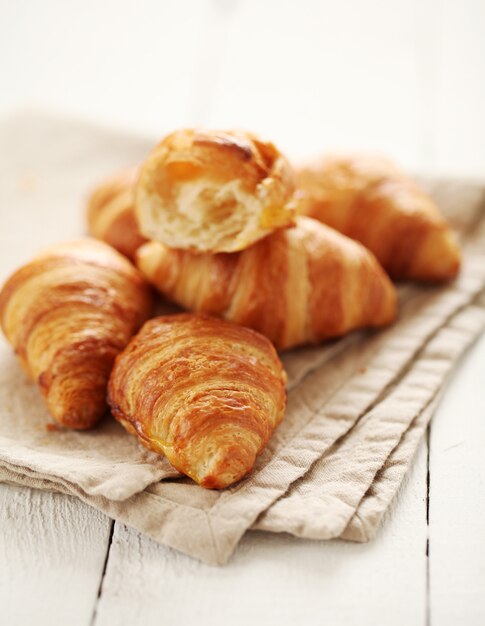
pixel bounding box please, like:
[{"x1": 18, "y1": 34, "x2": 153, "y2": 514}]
[
  {"x1": 0, "y1": 483, "x2": 112, "y2": 626},
  {"x1": 432, "y1": 0, "x2": 485, "y2": 177},
  {"x1": 206, "y1": 0, "x2": 424, "y2": 168},
  {"x1": 93, "y1": 440, "x2": 428, "y2": 626},
  {"x1": 428, "y1": 332, "x2": 485, "y2": 624},
  {"x1": 0, "y1": 0, "x2": 213, "y2": 135}
]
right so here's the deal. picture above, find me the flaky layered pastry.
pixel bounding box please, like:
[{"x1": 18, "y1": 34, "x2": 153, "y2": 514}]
[
  {"x1": 87, "y1": 167, "x2": 147, "y2": 260},
  {"x1": 135, "y1": 128, "x2": 296, "y2": 253},
  {"x1": 0, "y1": 239, "x2": 152, "y2": 429},
  {"x1": 296, "y1": 154, "x2": 461, "y2": 281},
  {"x1": 108, "y1": 314, "x2": 287, "y2": 488},
  {"x1": 136, "y1": 216, "x2": 397, "y2": 351}
]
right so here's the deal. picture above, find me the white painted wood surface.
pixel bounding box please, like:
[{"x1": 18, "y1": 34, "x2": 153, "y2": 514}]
[
  {"x1": 432, "y1": 0, "x2": 485, "y2": 176},
  {"x1": 0, "y1": 0, "x2": 484, "y2": 624},
  {"x1": 0, "y1": 0, "x2": 214, "y2": 136},
  {"x1": 0, "y1": 484, "x2": 112, "y2": 626},
  {"x1": 94, "y1": 441, "x2": 428, "y2": 626},
  {"x1": 208, "y1": 0, "x2": 424, "y2": 166},
  {"x1": 428, "y1": 332, "x2": 485, "y2": 625}
]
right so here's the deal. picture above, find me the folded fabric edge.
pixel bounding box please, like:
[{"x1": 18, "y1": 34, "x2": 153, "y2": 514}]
[
  {"x1": 340, "y1": 396, "x2": 439, "y2": 542},
  {"x1": 341, "y1": 299, "x2": 485, "y2": 542},
  {"x1": 0, "y1": 463, "x2": 225, "y2": 566},
  {"x1": 254, "y1": 298, "x2": 485, "y2": 541},
  {"x1": 0, "y1": 441, "x2": 172, "y2": 501}
]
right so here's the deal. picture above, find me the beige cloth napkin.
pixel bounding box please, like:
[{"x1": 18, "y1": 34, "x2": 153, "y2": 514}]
[{"x1": 1, "y1": 112, "x2": 484, "y2": 565}]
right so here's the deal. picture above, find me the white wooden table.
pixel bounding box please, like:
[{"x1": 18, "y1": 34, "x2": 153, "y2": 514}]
[
  {"x1": 1, "y1": 335, "x2": 484, "y2": 625},
  {"x1": 0, "y1": 1, "x2": 484, "y2": 624}
]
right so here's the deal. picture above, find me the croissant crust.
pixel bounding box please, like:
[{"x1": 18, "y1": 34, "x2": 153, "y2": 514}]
[
  {"x1": 136, "y1": 216, "x2": 397, "y2": 350},
  {"x1": 0, "y1": 238, "x2": 153, "y2": 429},
  {"x1": 108, "y1": 314, "x2": 287, "y2": 488},
  {"x1": 135, "y1": 128, "x2": 296, "y2": 253},
  {"x1": 296, "y1": 154, "x2": 461, "y2": 281},
  {"x1": 87, "y1": 167, "x2": 147, "y2": 260}
]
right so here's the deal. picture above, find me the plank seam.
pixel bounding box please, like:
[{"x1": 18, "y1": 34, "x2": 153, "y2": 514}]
[
  {"x1": 90, "y1": 519, "x2": 115, "y2": 626},
  {"x1": 426, "y1": 426, "x2": 431, "y2": 626}
]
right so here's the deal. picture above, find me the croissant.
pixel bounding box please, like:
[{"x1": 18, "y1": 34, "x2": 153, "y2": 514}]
[
  {"x1": 135, "y1": 128, "x2": 296, "y2": 253},
  {"x1": 108, "y1": 314, "x2": 287, "y2": 488},
  {"x1": 0, "y1": 239, "x2": 153, "y2": 429},
  {"x1": 87, "y1": 167, "x2": 147, "y2": 260},
  {"x1": 136, "y1": 216, "x2": 397, "y2": 351},
  {"x1": 296, "y1": 154, "x2": 461, "y2": 281}
]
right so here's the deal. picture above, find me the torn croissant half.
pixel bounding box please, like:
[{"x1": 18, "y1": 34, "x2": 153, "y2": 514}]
[
  {"x1": 296, "y1": 154, "x2": 461, "y2": 281},
  {"x1": 86, "y1": 166, "x2": 147, "y2": 260},
  {"x1": 135, "y1": 128, "x2": 297, "y2": 253},
  {"x1": 136, "y1": 216, "x2": 397, "y2": 351},
  {"x1": 0, "y1": 239, "x2": 153, "y2": 429},
  {"x1": 108, "y1": 314, "x2": 287, "y2": 489}
]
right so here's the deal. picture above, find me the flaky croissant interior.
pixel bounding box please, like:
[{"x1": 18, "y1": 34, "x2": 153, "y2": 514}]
[{"x1": 135, "y1": 128, "x2": 296, "y2": 253}]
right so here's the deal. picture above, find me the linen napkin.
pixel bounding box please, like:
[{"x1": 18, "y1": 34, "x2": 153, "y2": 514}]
[{"x1": 0, "y1": 111, "x2": 484, "y2": 565}]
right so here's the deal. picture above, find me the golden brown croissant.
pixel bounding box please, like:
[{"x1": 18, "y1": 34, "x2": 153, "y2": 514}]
[
  {"x1": 108, "y1": 314, "x2": 287, "y2": 488},
  {"x1": 87, "y1": 167, "x2": 147, "y2": 260},
  {"x1": 296, "y1": 154, "x2": 461, "y2": 281},
  {"x1": 0, "y1": 239, "x2": 153, "y2": 429},
  {"x1": 136, "y1": 216, "x2": 397, "y2": 351},
  {"x1": 135, "y1": 128, "x2": 296, "y2": 253}
]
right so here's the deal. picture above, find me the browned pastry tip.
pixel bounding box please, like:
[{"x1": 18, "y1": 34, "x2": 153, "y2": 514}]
[
  {"x1": 108, "y1": 313, "x2": 287, "y2": 488},
  {"x1": 136, "y1": 216, "x2": 397, "y2": 351},
  {"x1": 296, "y1": 153, "x2": 461, "y2": 282},
  {"x1": 0, "y1": 238, "x2": 153, "y2": 429},
  {"x1": 135, "y1": 128, "x2": 297, "y2": 253},
  {"x1": 86, "y1": 167, "x2": 147, "y2": 260}
]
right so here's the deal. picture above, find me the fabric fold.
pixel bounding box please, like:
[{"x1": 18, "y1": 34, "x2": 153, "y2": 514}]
[{"x1": 1, "y1": 112, "x2": 484, "y2": 565}]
